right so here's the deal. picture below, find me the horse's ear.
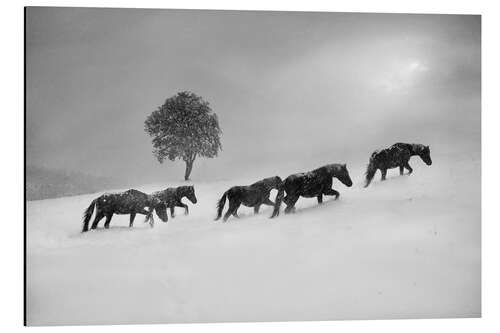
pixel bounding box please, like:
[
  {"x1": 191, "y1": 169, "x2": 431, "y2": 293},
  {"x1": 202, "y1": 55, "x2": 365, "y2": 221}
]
[{"x1": 343, "y1": 164, "x2": 347, "y2": 169}]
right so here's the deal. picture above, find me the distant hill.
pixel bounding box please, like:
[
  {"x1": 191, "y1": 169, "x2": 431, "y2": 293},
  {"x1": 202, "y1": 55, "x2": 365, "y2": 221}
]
[{"x1": 26, "y1": 166, "x2": 117, "y2": 201}]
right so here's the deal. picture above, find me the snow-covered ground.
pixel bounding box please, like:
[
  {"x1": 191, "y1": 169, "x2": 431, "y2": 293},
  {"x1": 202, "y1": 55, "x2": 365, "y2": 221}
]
[{"x1": 26, "y1": 154, "x2": 480, "y2": 325}]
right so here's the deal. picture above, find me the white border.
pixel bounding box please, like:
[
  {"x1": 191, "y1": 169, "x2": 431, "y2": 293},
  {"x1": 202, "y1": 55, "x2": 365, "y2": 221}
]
[{"x1": 2, "y1": 0, "x2": 499, "y2": 332}]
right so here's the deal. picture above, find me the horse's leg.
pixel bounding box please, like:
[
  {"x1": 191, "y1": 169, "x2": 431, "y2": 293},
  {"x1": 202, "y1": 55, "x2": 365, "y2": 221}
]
[
  {"x1": 222, "y1": 209, "x2": 232, "y2": 222},
  {"x1": 223, "y1": 200, "x2": 240, "y2": 222},
  {"x1": 254, "y1": 204, "x2": 261, "y2": 214},
  {"x1": 222, "y1": 198, "x2": 234, "y2": 222},
  {"x1": 82, "y1": 220, "x2": 90, "y2": 233},
  {"x1": 138, "y1": 208, "x2": 154, "y2": 227},
  {"x1": 170, "y1": 205, "x2": 175, "y2": 218},
  {"x1": 284, "y1": 196, "x2": 299, "y2": 214},
  {"x1": 399, "y1": 165, "x2": 404, "y2": 175},
  {"x1": 178, "y1": 202, "x2": 189, "y2": 215},
  {"x1": 129, "y1": 213, "x2": 136, "y2": 228},
  {"x1": 317, "y1": 194, "x2": 323, "y2": 204},
  {"x1": 90, "y1": 211, "x2": 104, "y2": 230},
  {"x1": 148, "y1": 207, "x2": 155, "y2": 227},
  {"x1": 323, "y1": 188, "x2": 340, "y2": 200},
  {"x1": 104, "y1": 213, "x2": 113, "y2": 229},
  {"x1": 405, "y1": 162, "x2": 413, "y2": 174},
  {"x1": 232, "y1": 203, "x2": 240, "y2": 218},
  {"x1": 381, "y1": 168, "x2": 387, "y2": 181},
  {"x1": 262, "y1": 197, "x2": 275, "y2": 206}
]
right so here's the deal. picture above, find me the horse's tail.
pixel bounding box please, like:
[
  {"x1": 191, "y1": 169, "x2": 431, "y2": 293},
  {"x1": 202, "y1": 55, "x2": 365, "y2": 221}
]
[
  {"x1": 364, "y1": 151, "x2": 378, "y2": 188},
  {"x1": 270, "y1": 183, "x2": 284, "y2": 218},
  {"x1": 215, "y1": 190, "x2": 229, "y2": 221},
  {"x1": 82, "y1": 198, "x2": 97, "y2": 232}
]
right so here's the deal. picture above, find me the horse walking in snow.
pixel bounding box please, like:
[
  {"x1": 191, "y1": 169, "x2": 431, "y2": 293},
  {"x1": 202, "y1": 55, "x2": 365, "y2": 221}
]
[
  {"x1": 364, "y1": 142, "x2": 432, "y2": 187},
  {"x1": 81, "y1": 189, "x2": 168, "y2": 232},
  {"x1": 150, "y1": 185, "x2": 198, "y2": 222},
  {"x1": 215, "y1": 176, "x2": 283, "y2": 222},
  {"x1": 270, "y1": 164, "x2": 353, "y2": 218}
]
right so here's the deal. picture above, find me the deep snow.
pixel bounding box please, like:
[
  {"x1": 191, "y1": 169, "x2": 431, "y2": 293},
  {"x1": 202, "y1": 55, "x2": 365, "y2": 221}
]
[{"x1": 26, "y1": 155, "x2": 480, "y2": 325}]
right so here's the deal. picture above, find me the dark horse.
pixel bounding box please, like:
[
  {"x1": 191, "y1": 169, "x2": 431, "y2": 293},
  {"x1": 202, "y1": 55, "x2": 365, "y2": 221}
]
[
  {"x1": 81, "y1": 189, "x2": 168, "y2": 232},
  {"x1": 364, "y1": 142, "x2": 432, "y2": 187},
  {"x1": 215, "y1": 176, "x2": 283, "y2": 222},
  {"x1": 270, "y1": 164, "x2": 353, "y2": 218},
  {"x1": 150, "y1": 186, "x2": 198, "y2": 221}
]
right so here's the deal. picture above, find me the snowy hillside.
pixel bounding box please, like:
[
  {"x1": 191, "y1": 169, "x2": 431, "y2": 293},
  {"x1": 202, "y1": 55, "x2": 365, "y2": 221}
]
[{"x1": 26, "y1": 155, "x2": 480, "y2": 325}]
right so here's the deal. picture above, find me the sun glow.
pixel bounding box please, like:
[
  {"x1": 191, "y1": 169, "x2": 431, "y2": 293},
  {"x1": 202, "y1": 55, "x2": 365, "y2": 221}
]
[
  {"x1": 378, "y1": 60, "x2": 429, "y2": 94},
  {"x1": 408, "y1": 60, "x2": 428, "y2": 73}
]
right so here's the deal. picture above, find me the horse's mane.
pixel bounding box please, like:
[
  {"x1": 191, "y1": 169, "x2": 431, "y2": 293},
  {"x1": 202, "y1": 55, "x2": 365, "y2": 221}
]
[
  {"x1": 176, "y1": 185, "x2": 191, "y2": 190},
  {"x1": 411, "y1": 143, "x2": 426, "y2": 154},
  {"x1": 321, "y1": 164, "x2": 344, "y2": 175},
  {"x1": 393, "y1": 142, "x2": 426, "y2": 155}
]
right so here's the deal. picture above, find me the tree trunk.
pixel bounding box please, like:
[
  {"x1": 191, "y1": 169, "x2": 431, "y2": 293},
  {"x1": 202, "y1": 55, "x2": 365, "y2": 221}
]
[{"x1": 184, "y1": 158, "x2": 194, "y2": 181}]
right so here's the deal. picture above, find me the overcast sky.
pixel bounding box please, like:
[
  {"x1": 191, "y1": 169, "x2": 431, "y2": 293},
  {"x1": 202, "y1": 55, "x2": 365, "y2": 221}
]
[{"x1": 26, "y1": 8, "x2": 480, "y2": 184}]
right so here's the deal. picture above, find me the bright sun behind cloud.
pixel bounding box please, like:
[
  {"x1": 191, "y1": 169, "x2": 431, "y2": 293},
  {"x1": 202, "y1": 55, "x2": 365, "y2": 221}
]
[
  {"x1": 378, "y1": 59, "x2": 429, "y2": 94},
  {"x1": 408, "y1": 60, "x2": 429, "y2": 73}
]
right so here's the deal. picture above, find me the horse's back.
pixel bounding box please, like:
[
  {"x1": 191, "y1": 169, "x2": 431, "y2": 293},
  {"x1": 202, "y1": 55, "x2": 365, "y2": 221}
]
[
  {"x1": 101, "y1": 189, "x2": 150, "y2": 213},
  {"x1": 284, "y1": 172, "x2": 305, "y2": 184},
  {"x1": 283, "y1": 172, "x2": 309, "y2": 191},
  {"x1": 152, "y1": 187, "x2": 177, "y2": 205},
  {"x1": 392, "y1": 142, "x2": 411, "y2": 150},
  {"x1": 250, "y1": 178, "x2": 268, "y2": 187},
  {"x1": 250, "y1": 176, "x2": 280, "y2": 192},
  {"x1": 228, "y1": 185, "x2": 250, "y2": 196},
  {"x1": 371, "y1": 143, "x2": 411, "y2": 169}
]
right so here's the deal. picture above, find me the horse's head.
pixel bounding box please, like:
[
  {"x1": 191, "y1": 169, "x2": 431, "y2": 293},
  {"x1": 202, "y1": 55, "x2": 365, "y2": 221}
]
[
  {"x1": 418, "y1": 145, "x2": 432, "y2": 166},
  {"x1": 184, "y1": 186, "x2": 197, "y2": 204},
  {"x1": 335, "y1": 164, "x2": 353, "y2": 187},
  {"x1": 153, "y1": 200, "x2": 169, "y2": 222}
]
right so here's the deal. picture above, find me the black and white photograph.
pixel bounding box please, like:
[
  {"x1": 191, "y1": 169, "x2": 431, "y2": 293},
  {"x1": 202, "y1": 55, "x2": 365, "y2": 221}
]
[{"x1": 25, "y1": 6, "x2": 481, "y2": 326}]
